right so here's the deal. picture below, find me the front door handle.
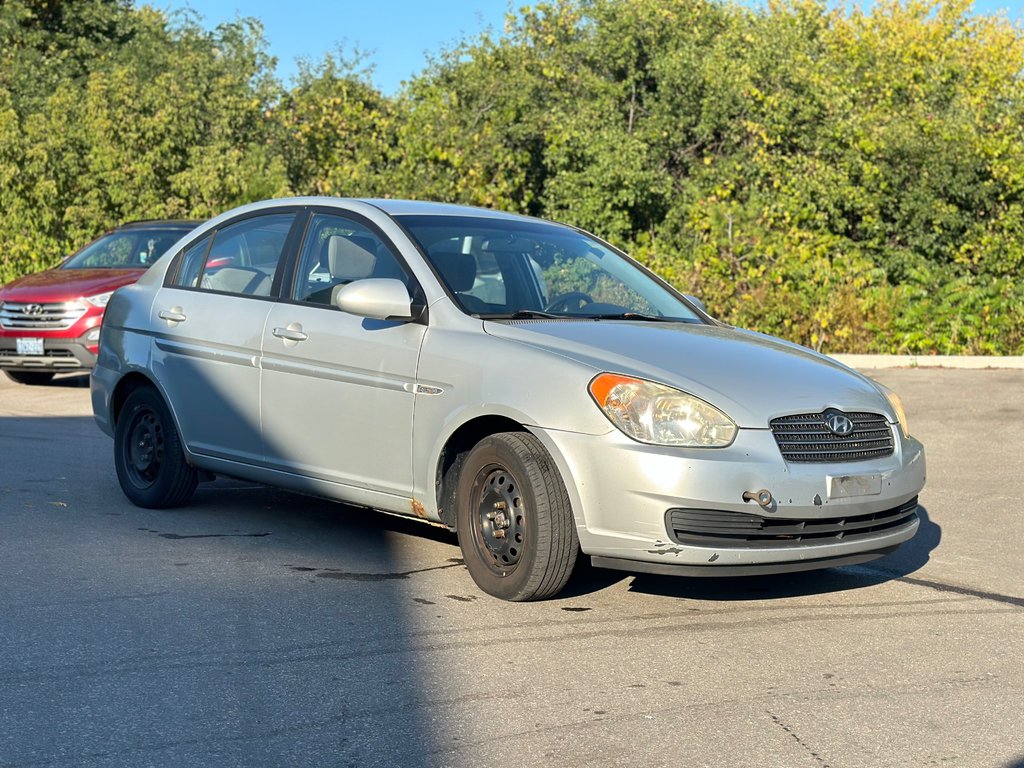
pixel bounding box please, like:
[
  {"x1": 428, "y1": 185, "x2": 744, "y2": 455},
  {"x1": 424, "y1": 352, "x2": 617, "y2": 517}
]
[
  {"x1": 272, "y1": 326, "x2": 308, "y2": 342},
  {"x1": 159, "y1": 308, "x2": 187, "y2": 323}
]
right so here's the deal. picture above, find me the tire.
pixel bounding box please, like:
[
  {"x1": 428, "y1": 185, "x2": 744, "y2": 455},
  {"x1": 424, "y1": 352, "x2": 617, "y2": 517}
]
[
  {"x1": 114, "y1": 386, "x2": 198, "y2": 509},
  {"x1": 5, "y1": 370, "x2": 55, "y2": 385},
  {"x1": 456, "y1": 432, "x2": 578, "y2": 601}
]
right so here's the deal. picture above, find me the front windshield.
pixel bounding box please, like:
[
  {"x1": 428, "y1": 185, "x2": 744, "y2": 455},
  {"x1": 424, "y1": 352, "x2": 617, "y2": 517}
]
[
  {"x1": 397, "y1": 215, "x2": 701, "y2": 322},
  {"x1": 62, "y1": 227, "x2": 190, "y2": 270}
]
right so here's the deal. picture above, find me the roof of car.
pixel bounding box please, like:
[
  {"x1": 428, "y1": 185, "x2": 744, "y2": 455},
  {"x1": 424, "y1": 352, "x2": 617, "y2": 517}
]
[
  {"x1": 116, "y1": 219, "x2": 203, "y2": 229},
  {"x1": 359, "y1": 199, "x2": 531, "y2": 221},
  {"x1": 192, "y1": 197, "x2": 549, "y2": 233}
]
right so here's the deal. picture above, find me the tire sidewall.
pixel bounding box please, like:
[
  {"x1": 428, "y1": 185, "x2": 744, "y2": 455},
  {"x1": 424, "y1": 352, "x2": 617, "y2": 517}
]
[
  {"x1": 455, "y1": 434, "x2": 555, "y2": 601},
  {"x1": 114, "y1": 387, "x2": 194, "y2": 508}
]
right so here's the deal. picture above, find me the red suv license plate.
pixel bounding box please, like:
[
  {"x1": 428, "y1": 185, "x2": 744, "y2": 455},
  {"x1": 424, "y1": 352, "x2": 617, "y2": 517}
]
[{"x1": 16, "y1": 338, "x2": 44, "y2": 356}]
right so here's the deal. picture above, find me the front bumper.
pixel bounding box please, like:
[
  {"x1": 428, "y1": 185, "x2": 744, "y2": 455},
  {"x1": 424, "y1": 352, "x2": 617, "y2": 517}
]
[
  {"x1": 0, "y1": 337, "x2": 98, "y2": 370},
  {"x1": 535, "y1": 424, "x2": 926, "y2": 574}
]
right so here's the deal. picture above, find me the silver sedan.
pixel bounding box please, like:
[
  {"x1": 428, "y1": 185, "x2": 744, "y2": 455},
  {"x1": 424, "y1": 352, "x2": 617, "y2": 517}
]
[{"x1": 91, "y1": 198, "x2": 926, "y2": 600}]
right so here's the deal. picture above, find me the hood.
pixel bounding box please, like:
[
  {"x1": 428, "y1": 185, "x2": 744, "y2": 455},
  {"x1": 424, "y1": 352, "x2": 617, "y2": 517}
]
[
  {"x1": 0, "y1": 268, "x2": 145, "y2": 304},
  {"x1": 484, "y1": 320, "x2": 893, "y2": 428}
]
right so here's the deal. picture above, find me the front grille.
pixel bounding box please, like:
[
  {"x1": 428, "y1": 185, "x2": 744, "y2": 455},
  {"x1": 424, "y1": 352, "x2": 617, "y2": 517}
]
[
  {"x1": 770, "y1": 411, "x2": 894, "y2": 463},
  {"x1": 666, "y1": 496, "x2": 918, "y2": 549},
  {"x1": 0, "y1": 301, "x2": 86, "y2": 330}
]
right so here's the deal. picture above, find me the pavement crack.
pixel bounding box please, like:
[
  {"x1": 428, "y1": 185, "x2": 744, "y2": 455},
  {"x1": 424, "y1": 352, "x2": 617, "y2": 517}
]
[
  {"x1": 853, "y1": 566, "x2": 1024, "y2": 608},
  {"x1": 895, "y1": 575, "x2": 1024, "y2": 608},
  {"x1": 137, "y1": 528, "x2": 271, "y2": 540},
  {"x1": 160, "y1": 532, "x2": 271, "y2": 539},
  {"x1": 767, "y1": 710, "x2": 832, "y2": 767},
  {"x1": 304, "y1": 559, "x2": 465, "y2": 582}
]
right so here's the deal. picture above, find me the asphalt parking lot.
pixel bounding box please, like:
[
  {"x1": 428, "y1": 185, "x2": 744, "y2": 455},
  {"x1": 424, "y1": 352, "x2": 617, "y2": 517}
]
[{"x1": 1, "y1": 367, "x2": 1022, "y2": 768}]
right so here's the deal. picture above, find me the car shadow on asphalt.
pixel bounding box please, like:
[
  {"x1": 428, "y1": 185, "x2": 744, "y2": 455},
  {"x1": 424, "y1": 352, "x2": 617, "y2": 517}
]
[
  {"x1": 561, "y1": 504, "x2": 941, "y2": 602},
  {"x1": 17, "y1": 372, "x2": 91, "y2": 388},
  {"x1": 195, "y1": 476, "x2": 462, "y2": 547},
  {"x1": 198, "y1": 484, "x2": 942, "y2": 605}
]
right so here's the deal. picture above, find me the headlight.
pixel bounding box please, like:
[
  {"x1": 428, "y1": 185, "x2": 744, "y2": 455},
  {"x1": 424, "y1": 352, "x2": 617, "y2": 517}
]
[
  {"x1": 589, "y1": 373, "x2": 737, "y2": 447},
  {"x1": 881, "y1": 386, "x2": 911, "y2": 439},
  {"x1": 84, "y1": 291, "x2": 114, "y2": 308}
]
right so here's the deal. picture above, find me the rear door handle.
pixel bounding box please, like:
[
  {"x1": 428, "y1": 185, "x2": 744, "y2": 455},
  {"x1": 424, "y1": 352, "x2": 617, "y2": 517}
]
[
  {"x1": 272, "y1": 326, "x2": 308, "y2": 342},
  {"x1": 159, "y1": 309, "x2": 187, "y2": 323}
]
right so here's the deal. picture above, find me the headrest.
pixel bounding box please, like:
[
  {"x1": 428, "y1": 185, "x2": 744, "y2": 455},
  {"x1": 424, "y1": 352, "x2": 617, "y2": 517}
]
[
  {"x1": 328, "y1": 235, "x2": 377, "y2": 281},
  {"x1": 431, "y1": 251, "x2": 476, "y2": 293}
]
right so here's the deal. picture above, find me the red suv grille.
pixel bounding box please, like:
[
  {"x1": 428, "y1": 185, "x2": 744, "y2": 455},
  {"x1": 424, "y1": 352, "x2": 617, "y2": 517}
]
[{"x1": 0, "y1": 302, "x2": 87, "y2": 330}]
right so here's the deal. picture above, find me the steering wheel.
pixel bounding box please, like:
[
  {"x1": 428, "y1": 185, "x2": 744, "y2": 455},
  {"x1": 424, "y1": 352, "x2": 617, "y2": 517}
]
[{"x1": 544, "y1": 291, "x2": 594, "y2": 313}]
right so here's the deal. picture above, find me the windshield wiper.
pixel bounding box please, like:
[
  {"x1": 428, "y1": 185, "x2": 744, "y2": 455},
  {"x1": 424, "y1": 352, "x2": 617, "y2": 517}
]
[
  {"x1": 580, "y1": 312, "x2": 676, "y2": 322},
  {"x1": 478, "y1": 310, "x2": 564, "y2": 320}
]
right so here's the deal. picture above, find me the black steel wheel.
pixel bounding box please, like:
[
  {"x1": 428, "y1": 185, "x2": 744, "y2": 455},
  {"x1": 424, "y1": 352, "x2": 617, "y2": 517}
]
[
  {"x1": 114, "y1": 386, "x2": 197, "y2": 509},
  {"x1": 456, "y1": 432, "x2": 578, "y2": 601},
  {"x1": 4, "y1": 370, "x2": 55, "y2": 385}
]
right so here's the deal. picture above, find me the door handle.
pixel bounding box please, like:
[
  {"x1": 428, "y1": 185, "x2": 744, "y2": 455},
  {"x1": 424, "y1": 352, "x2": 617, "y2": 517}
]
[
  {"x1": 272, "y1": 326, "x2": 308, "y2": 342},
  {"x1": 159, "y1": 309, "x2": 187, "y2": 323}
]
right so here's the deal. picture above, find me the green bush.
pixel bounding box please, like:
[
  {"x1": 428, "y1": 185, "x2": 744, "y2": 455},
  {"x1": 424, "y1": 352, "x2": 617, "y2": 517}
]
[{"x1": 2, "y1": 0, "x2": 1022, "y2": 354}]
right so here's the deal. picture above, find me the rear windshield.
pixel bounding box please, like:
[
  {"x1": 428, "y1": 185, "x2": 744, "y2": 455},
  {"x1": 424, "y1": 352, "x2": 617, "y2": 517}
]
[{"x1": 63, "y1": 227, "x2": 192, "y2": 270}]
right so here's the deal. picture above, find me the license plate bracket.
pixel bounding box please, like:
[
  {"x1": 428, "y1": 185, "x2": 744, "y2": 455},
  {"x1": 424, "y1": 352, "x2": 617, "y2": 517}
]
[
  {"x1": 827, "y1": 473, "x2": 882, "y2": 499},
  {"x1": 16, "y1": 338, "x2": 44, "y2": 356}
]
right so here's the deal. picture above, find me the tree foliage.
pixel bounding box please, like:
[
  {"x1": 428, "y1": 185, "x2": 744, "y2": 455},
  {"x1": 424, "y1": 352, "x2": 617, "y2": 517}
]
[{"x1": 2, "y1": 0, "x2": 1022, "y2": 354}]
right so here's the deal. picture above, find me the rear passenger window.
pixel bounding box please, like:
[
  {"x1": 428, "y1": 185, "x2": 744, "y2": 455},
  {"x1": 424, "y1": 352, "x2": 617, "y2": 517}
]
[
  {"x1": 294, "y1": 214, "x2": 410, "y2": 306},
  {"x1": 175, "y1": 235, "x2": 212, "y2": 288},
  {"x1": 172, "y1": 214, "x2": 295, "y2": 297}
]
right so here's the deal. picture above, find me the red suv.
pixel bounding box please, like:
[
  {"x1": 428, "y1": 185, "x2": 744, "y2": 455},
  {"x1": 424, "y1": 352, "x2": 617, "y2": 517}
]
[{"x1": 0, "y1": 220, "x2": 198, "y2": 384}]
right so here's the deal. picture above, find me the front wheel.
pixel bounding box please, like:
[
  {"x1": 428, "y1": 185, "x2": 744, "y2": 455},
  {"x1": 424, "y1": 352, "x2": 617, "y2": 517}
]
[
  {"x1": 4, "y1": 370, "x2": 54, "y2": 385},
  {"x1": 456, "y1": 432, "x2": 578, "y2": 601},
  {"x1": 114, "y1": 386, "x2": 197, "y2": 508}
]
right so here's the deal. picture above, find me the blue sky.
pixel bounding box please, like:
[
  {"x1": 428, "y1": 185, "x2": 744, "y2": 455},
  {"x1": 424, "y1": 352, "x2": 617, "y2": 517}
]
[
  {"x1": 158, "y1": 0, "x2": 513, "y2": 93},
  {"x1": 158, "y1": 1, "x2": 1023, "y2": 95}
]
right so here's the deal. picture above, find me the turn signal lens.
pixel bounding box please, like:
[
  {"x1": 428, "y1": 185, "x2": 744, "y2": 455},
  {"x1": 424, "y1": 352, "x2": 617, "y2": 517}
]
[
  {"x1": 588, "y1": 373, "x2": 737, "y2": 447},
  {"x1": 881, "y1": 386, "x2": 911, "y2": 439}
]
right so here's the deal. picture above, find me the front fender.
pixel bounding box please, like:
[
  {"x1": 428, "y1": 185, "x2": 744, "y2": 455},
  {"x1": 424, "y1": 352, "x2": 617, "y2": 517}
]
[{"x1": 411, "y1": 321, "x2": 613, "y2": 518}]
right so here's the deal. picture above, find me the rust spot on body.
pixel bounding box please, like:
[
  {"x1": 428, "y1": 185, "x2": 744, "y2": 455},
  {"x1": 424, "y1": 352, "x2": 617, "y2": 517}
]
[{"x1": 411, "y1": 499, "x2": 428, "y2": 518}]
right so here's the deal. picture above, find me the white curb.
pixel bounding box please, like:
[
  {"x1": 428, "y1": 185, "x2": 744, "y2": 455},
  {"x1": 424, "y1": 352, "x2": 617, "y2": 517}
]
[{"x1": 830, "y1": 354, "x2": 1024, "y2": 370}]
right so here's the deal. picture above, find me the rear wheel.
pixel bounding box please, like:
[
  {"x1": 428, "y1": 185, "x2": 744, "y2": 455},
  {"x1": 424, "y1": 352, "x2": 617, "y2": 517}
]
[
  {"x1": 114, "y1": 386, "x2": 197, "y2": 508},
  {"x1": 456, "y1": 432, "x2": 578, "y2": 601},
  {"x1": 4, "y1": 370, "x2": 54, "y2": 385}
]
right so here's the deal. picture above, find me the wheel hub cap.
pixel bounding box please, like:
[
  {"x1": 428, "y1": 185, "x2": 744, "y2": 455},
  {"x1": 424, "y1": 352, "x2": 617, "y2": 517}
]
[
  {"x1": 477, "y1": 469, "x2": 525, "y2": 568},
  {"x1": 127, "y1": 412, "x2": 163, "y2": 483}
]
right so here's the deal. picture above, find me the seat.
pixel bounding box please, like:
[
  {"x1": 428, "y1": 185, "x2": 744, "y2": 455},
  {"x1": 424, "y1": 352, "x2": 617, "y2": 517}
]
[
  {"x1": 306, "y1": 235, "x2": 378, "y2": 305},
  {"x1": 328, "y1": 235, "x2": 377, "y2": 281},
  {"x1": 204, "y1": 266, "x2": 271, "y2": 296},
  {"x1": 431, "y1": 251, "x2": 488, "y2": 311}
]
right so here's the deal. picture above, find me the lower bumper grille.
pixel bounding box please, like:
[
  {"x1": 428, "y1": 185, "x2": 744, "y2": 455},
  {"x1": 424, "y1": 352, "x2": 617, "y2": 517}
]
[
  {"x1": 0, "y1": 349, "x2": 75, "y2": 358},
  {"x1": 0, "y1": 345, "x2": 92, "y2": 368},
  {"x1": 665, "y1": 496, "x2": 919, "y2": 549}
]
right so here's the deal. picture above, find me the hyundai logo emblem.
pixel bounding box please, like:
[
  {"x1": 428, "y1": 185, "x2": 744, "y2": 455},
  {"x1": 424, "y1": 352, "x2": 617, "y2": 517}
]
[
  {"x1": 24, "y1": 304, "x2": 44, "y2": 316},
  {"x1": 823, "y1": 409, "x2": 855, "y2": 437}
]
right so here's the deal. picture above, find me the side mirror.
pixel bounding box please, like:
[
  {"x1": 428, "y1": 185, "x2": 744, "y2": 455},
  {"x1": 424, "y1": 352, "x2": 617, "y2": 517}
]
[
  {"x1": 333, "y1": 278, "x2": 416, "y2": 321},
  {"x1": 683, "y1": 294, "x2": 707, "y2": 314}
]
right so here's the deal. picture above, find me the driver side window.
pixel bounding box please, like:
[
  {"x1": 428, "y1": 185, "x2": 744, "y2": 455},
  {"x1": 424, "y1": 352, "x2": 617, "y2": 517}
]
[{"x1": 294, "y1": 214, "x2": 410, "y2": 306}]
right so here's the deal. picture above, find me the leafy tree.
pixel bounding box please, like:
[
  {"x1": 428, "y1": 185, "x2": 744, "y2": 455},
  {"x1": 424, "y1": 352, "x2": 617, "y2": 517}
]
[
  {"x1": 1, "y1": 0, "x2": 1022, "y2": 354},
  {"x1": 0, "y1": 6, "x2": 287, "y2": 282},
  {"x1": 270, "y1": 52, "x2": 395, "y2": 198}
]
